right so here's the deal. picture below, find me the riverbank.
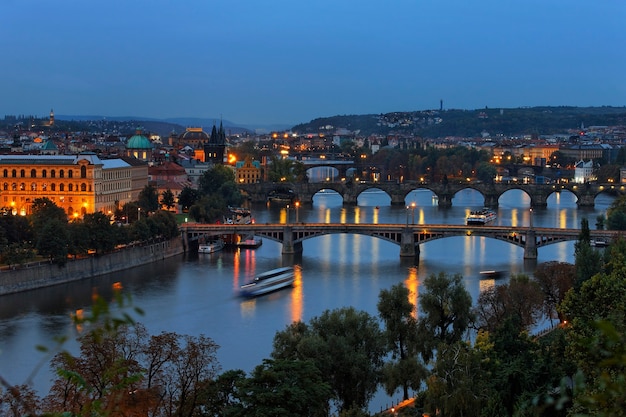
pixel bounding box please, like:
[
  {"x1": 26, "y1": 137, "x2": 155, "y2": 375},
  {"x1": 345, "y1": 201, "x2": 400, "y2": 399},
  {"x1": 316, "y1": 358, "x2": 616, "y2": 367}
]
[{"x1": 0, "y1": 237, "x2": 184, "y2": 296}]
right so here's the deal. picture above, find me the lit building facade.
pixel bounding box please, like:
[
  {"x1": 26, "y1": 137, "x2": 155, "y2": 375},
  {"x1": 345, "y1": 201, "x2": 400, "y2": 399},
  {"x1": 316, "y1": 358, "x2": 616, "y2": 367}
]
[
  {"x1": 0, "y1": 153, "x2": 147, "y2": 217},
  {"x1": 235, "y1": 157, "x2": 261, "y2": 184}
]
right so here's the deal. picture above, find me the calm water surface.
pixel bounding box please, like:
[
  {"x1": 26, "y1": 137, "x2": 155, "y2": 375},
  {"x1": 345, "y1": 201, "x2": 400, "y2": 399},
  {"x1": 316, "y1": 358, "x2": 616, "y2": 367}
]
[{"x1": 0, "y1": 188, "x2": 614, "y2": 411}]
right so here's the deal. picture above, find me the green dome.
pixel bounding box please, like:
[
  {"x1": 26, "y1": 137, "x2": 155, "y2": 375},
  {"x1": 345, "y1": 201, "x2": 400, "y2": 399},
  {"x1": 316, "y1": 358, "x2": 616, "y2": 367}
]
[{"x1": 127, "y1": 128, "x2": 153, "y2": 149}]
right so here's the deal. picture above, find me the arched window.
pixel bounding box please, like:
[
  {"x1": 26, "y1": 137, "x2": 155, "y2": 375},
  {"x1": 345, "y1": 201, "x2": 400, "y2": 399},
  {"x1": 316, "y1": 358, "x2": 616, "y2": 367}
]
[
  {"x1": 80, "y1": 166, "x2": 87, "y2": 178},
  {"x1": 69, "y1": 170, "x2": 74, "y2": 179},
  {"x1": 12, "y1": 169, "x2": 17, "y2": 178},
  {"x1": 31, "y1": 183, "x2": 36, "y2": 191},
  {"x1": 59, "y1": 170, "x2": 64, "y2": 178},
  {"x1": 3, "y1": 183, "x2": 8, "y2": 191},
  {"x1": 30, "y1": 169, "x2": 36, "y2": 178},
  {"x1": 81, "y1": 183, "x2": 87, "y2": 192},
  {"x1": 51, "y1": 170, "x2": 56, "y2": 178},
  {"x1": 59, "y1": 184, "x2": 65, "y2": 192},
  {"x1": 11, "y1": 183, "x2": 17, "y2": 191},
  {"x1": 20, "y1": 169, "x2": 25, "y2": 178},
  {"x1": 3, "y1": 169, "x2": 7, "y2": 177},
  {"x1": 19, "y1": 183, "x2": 25, "y2": 191},
  {"x1": 68, "y1": 184, "x2": 73, "y2": 192},
  {"x1": 51, "y1": 183, "x2": 56, "y2": 191},
  {"x1": 42, "y1": 183, "x2": 47, "y2": 191},
  {"x1": 42, "y1": 170, "x2": 47, "y2": 178}
]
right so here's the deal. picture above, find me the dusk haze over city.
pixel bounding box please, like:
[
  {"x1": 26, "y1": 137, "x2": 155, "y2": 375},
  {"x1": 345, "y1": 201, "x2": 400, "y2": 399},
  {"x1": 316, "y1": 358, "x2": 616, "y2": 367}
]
[{"x1": 2, "y1": 0, "x2": 624, "y2": 126}]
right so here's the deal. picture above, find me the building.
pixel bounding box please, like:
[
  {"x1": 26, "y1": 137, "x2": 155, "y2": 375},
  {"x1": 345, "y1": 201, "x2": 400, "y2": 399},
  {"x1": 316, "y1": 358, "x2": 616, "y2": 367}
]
[
  {"x1": 235, "y1": 156, "x2": 261, "y2": 184},
  {"x1": 204, "y1": 122, "x2": 227, "y2": 165},
  {"x1": 148, "y1": 161, "x2": 191, "y2": 211},
  {"x1": 574, "y1": 160, "x2": 594, "y2": 183},
  {"x1": 125, "y1": 127, "x2": 154, "y2": 162},
  {"x1": 0, "y1": 153, "x2": 147, "y2": 217}
]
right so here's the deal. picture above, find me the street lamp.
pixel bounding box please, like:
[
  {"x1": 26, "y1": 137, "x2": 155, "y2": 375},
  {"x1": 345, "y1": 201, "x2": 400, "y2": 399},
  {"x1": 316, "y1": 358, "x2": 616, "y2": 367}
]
[
  {"x1": 529, "y1": 207, "x2": 533, "y2": 228},
  {"x1": 286, "y1": 204, "x2": 290, "y2": 225},
  {"x1": 295, "y1": 201, "x2": 300, "y2": 223},
  {"x1": 410, "y1": 201, "x2": 416, "y2": 224},
  {"x1": 406, "y1": 205, "x2": 409, "y2": 227},
  {"x1": 138, "y1": 207, "x2": 141, "y2": 221}
]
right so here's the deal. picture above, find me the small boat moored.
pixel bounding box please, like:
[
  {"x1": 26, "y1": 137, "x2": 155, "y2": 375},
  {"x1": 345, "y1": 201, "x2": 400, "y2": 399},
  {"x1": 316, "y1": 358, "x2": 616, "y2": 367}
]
[
  {"x1": 198, "y1": 239, "x2": 225, "y2": 254},
  {"x1": 240, "y1": 266, "x2": 295, "y2": 297}
]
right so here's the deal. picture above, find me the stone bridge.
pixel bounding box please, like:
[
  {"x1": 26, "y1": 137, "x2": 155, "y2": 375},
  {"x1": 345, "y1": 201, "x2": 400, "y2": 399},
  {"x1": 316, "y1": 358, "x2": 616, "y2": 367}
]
[
  {"x1": 180, "y1": 223, "x2": 619, "y2": 260},
  {"x1": 239, "y1": 181, "x2": 625, "y2": 208}
]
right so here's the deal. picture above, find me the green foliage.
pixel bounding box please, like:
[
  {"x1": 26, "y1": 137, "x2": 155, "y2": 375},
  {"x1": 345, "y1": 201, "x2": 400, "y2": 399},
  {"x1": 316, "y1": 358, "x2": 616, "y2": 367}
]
[
  {"x1": 137, "y1": 184, "x2": 160, "y2": 213},
  {"x1": 271, "y1": 307, "x2": 386, "y2": 413},
  {"x1": 30, "y1": 197, "x2": 67, "y2": 231},
  {"x1": 235, "y1": 359, "x2": 331, "y2": 417},
  {"x1": 160, "y1": 188, "x2": 176, "y2": 210},
  {"x1": 377, "y1": 284, "x2": 425, "y2": 400},
  {"x1": 36, "y1": 218, "x2": 70, "y2": 265},
  {"x1": 607, "y1": 195, "x2": 626, "y2": 230},
  {"x1": 199, "y1": 164, "x2": 236, "y2": 195},
  {"x1": 417, "y1": 272, "x2": 473, "y2": 360},
  {"x1": 178, "y1": 186, "x2": 200, "y2": 211}
]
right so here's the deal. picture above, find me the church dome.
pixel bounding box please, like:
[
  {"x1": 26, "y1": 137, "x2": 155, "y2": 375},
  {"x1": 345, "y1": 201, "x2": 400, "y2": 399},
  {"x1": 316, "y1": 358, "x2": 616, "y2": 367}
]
[
  {"x1": 127, "y1": 127, "x2": 153, "y2": 149},
  {"x1": 180, "y1": 127, "x2": 210, "y2": 142}
]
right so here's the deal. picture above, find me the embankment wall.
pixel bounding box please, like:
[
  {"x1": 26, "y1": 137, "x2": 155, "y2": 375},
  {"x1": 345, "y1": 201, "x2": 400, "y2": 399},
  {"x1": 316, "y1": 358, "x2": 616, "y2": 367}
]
[{"x1": 0, "y1": 238, "x2": 184, "y2": 295}]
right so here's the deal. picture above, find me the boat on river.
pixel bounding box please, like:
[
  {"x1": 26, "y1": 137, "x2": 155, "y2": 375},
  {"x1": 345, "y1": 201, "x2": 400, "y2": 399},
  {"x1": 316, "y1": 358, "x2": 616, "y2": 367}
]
[
  {"x1": 240, "y1": 266, "x2": 295, "y2": 297},
  {"x1": 198, "y1": 239, "x2": 225, "y2": 254},
  {"x1": 236, "y1": 235, "x2": 263, "y2": 249},
  {"x1": 466, "y1": 208, "x2": 497, "y2": 225}
]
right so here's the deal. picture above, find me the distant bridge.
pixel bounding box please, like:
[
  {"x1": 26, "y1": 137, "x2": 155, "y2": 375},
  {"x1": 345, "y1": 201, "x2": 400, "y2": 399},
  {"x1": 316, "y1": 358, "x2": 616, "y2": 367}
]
[
  {"x1": 180, "y1": 223, "x2": 619, "y2": 260},
  {"x1": 239, "y1": 181, "x2": 625, "y2": 208}
]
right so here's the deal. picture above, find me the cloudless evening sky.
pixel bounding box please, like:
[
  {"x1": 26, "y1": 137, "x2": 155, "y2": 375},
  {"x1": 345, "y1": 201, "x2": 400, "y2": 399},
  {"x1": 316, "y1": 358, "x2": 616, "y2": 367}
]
[{"x1": 2, "y1": 0, "x2": 624, "y2": 127}]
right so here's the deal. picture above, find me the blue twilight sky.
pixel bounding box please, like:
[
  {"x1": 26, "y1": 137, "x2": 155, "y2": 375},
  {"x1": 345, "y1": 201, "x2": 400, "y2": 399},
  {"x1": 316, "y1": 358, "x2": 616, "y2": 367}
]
[{"x1": 1, "y1": 0, "x2": 624, "y2": 127}]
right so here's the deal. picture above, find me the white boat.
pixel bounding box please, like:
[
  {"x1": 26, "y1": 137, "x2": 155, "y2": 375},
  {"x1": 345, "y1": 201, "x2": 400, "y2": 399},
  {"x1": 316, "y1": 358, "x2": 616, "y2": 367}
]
[
  {"x1": 590, "y1": 237, "x2": 609, "y2": 248},
  {"x1": 198, "y1": 239, "x2": 225, "y2": 254},
  {"x1": 466, "y1": 208, "x2": 497, "y2": 225},
  {"x1": 240, "y1": 266, "x2": 295, "y2": 297}
]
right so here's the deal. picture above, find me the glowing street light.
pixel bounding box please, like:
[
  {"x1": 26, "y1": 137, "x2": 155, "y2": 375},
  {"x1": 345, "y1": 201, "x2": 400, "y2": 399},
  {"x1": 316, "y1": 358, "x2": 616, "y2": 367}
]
[
  {"x1": 295, "y1": 201, "x2": 300, "y2": 223},
  {"x1": 138, "y1": 207, "x2": 141, "y2": 221},
  {"x1": 410, "y1": 201, "x2": 416, "y2": 224}
]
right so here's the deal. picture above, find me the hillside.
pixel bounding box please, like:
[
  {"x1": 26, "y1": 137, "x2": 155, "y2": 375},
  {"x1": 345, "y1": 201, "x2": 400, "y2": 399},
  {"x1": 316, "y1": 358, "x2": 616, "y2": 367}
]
[{"x1": 291, "y1": 106, "x2": 626, "y2": 137}]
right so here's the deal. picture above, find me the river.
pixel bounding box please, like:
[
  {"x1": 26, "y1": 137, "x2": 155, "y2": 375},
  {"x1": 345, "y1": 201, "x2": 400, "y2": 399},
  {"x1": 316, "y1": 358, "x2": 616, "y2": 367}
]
[{"x1": 0, "y1": 188, "x2": 614, "y2": 412}]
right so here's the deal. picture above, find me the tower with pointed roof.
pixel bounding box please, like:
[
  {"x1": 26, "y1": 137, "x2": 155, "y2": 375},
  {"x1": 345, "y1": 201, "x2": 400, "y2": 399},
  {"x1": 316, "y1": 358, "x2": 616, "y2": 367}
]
[{"x1": 203, "y1": 121, "x2": 226, "y2": 164}]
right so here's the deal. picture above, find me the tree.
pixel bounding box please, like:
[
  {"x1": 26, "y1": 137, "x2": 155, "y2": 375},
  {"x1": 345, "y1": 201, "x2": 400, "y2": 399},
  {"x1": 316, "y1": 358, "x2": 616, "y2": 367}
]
[
  {"x1": 178, "y1": 186, "x2": 200, "y2": 212},
  {"x1": 574, "y1": 218, "x2": 603, "y2": 288},
  {"x1": 235, "y1": 359, "x2": 331, "y2": 417},
  {"x1": 160, "y1": 188, "x2": 176, "y2": 211},
  {"x1": 138, "y1": 185, "x2": 160, "y2": 213},
  {"x1": 377, "y1": 283, "x2": 425, "y2": 401},
  {"x1": 476, "y1": 161, "x2": 497, "y2": 183},
  {"x1": 271, "y1": 307, "x2": 386, "y2": 413},
  {"x1": 425, "y1": 341, "x2": 489, "y2": 417},
  {"x1": 607, "y1": 195, "x2": 626, "y2": 230},
  {"x1": 474, "y1": 274, "x2": 544, "y2": 333},
  {"x1": 35, "y1": 218, "x2": 69, "y2": 265},
  {"x1": 417, "y1": 272, "x2": 473, "y2": 360},
  {"x1": 532, "y1": 261, "x2": 576, "y2": 323},
  {"x1": 83, "y1": 212, "x2": 117, "y2": 254},
  {"x1": 199, "y1": 165, "x2": 235, "y2": 195}
]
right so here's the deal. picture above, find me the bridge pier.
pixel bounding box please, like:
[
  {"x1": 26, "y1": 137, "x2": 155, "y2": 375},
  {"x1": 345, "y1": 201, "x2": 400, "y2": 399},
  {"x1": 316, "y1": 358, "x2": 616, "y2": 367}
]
[
  {"x1": 281, "y1": 226, "x2": 303, "y2": 255},
  {"x1": 530, "y1": 195, "x2": 548, "y2": 208},
  {"x1": 483, "y1": 194, "x2": 499, "y2": 208},
  {"x1": 576, "y1": 193, "x2": 595, "y2": 207},
  {"x1": 400, "y1": 230, "x2": 417, "y2": 258},
  {"x1": 437, "y1": 194, "x2": 453, "y2": 208},
  {"x1": 524, "y1": 229, "x2": 537, "y2": 259}
]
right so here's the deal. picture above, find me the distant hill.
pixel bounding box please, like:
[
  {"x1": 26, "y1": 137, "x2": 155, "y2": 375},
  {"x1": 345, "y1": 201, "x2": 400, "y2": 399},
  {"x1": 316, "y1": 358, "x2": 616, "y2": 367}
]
[
  {"x1": 291, "y1": 106, "x2": 626, "y2": 137},
  {"x1": 55, "y1": 115, "x2": 290, "y2": 136}
]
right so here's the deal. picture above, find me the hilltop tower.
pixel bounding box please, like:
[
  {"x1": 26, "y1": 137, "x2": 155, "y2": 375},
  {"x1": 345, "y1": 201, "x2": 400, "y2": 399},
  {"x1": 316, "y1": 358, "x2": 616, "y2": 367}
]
[{"x1": 49, "y1": 108, "x2": 55, "y2": 126}]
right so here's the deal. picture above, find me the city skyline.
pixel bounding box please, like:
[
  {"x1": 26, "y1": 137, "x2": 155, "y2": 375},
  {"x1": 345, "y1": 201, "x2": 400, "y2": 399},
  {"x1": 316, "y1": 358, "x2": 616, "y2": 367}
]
[{"x1": 2, "y1": 0, "x2": 624, "y2": 128}]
